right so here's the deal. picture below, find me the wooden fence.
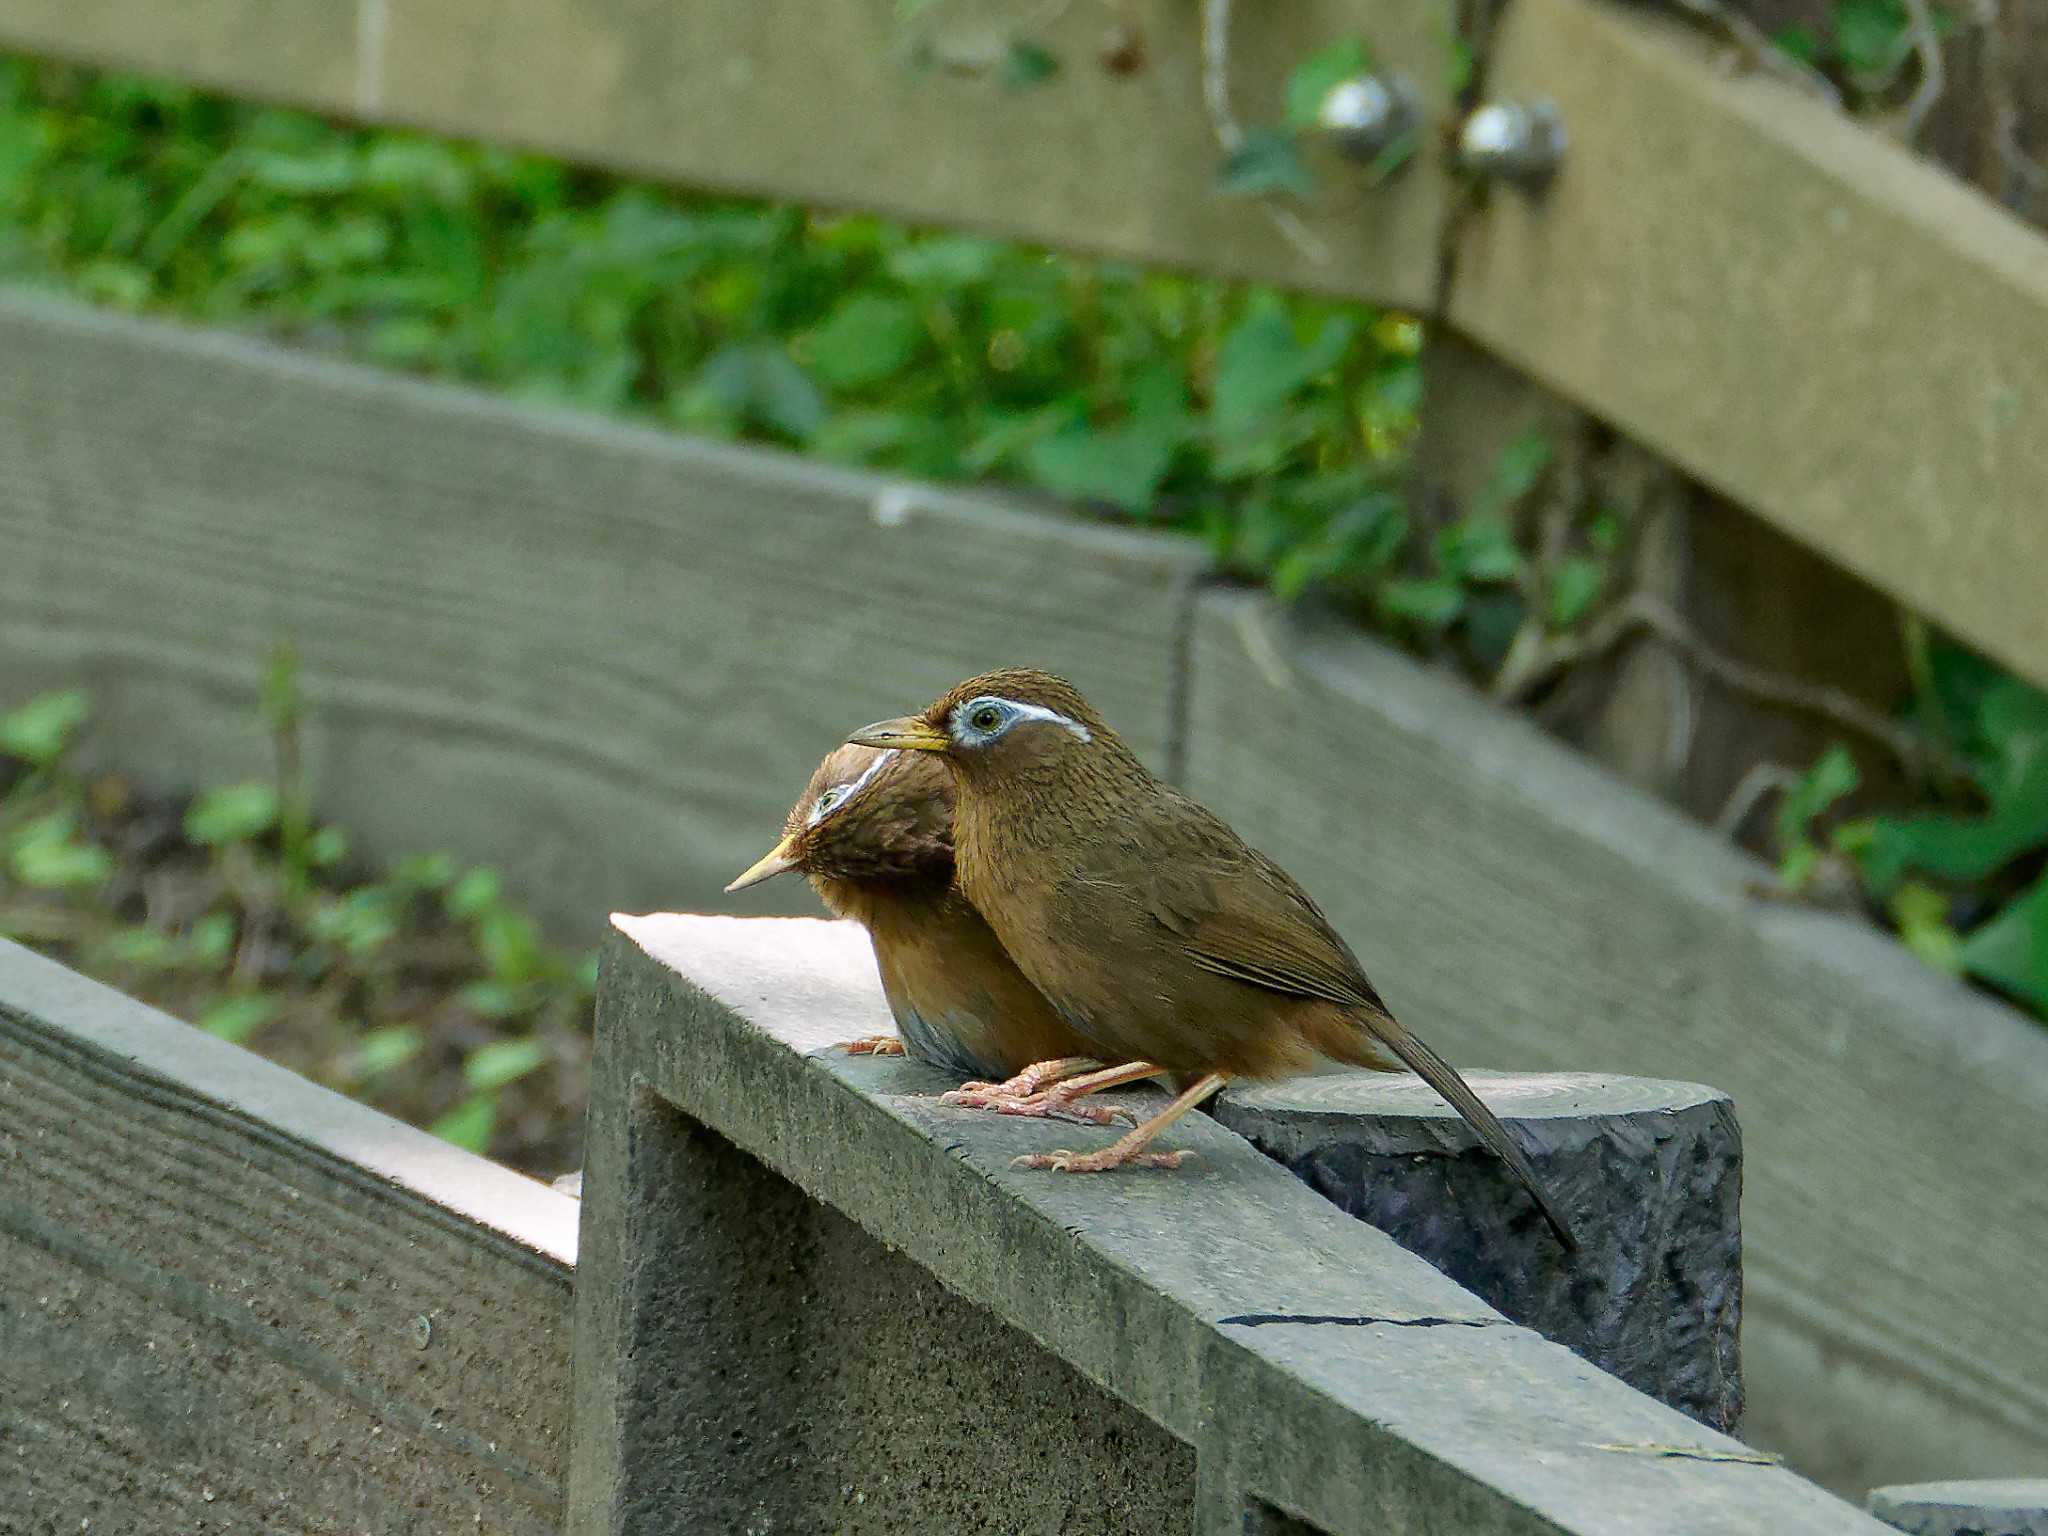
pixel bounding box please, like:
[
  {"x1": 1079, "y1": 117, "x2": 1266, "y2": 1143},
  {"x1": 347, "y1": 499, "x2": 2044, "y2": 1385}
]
[
  {"x1": 5, "y1": 0, "x2": 2045, "y2": 692},
  {"x1": 0, "y1": 937, "x2": 575, "y2": 1530},
  {"x1": 4, "y1": 0, "x2": 2048, "y2": 1512},
  {"x1": 3, "y1": 293, "x2": 2045, "y2": 1497}
]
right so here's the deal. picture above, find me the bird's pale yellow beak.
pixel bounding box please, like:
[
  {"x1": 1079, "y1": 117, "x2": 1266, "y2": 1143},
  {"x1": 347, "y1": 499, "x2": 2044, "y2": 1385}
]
[
  {"x1": 848, "y1": 715, "x2": 948, "y2": 753},
  {"x1": 724, "y1": 833, "x2": 801, "y2": 893}
]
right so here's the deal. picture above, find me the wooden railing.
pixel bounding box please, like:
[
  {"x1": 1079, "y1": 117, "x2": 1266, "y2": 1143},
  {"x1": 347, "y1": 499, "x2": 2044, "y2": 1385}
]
[{"x1": 5, "y1": 0, "x2": 2045, "y2": 688}]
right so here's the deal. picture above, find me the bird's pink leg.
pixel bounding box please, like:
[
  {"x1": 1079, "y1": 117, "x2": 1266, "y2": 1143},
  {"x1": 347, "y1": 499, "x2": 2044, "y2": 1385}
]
[
  {"x1": 835, "y1": 1035, "x2": 905, "y2": 1056},
  {"x1": 1015, "y1": 1072, "x2": 1229, "y2": 1172},
  {"x1": 942, "y1": 1059, "x2": 1165, "y2": 1127}
]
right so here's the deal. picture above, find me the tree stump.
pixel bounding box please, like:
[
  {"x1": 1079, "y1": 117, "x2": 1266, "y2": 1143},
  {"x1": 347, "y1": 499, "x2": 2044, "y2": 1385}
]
[
  {"x1": 1211, "y1": 1072, "x2": 1741, "y2": 1431},
  {"x1": 1869, "y1": 1481, "x2": 2048, "y2": 1536}
]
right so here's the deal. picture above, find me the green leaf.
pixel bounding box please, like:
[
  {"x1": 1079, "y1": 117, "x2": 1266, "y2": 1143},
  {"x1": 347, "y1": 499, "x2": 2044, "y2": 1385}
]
[
  {"x1": 1855, "y1": 748, "x2": 2048, "y2": 890},
  {"x1": 0, "y1": 690, "x2": 91, "y2": 766},
  {"x1": 186, "y1": 912, "x2": 237, "y2": 969},
  {"x1": 1000, "y1": 40, "x2": 1061, "y2": 89},
  {"x1": 1025, "y1": 421, "x2": 1178, "y2": 512},
  {"x1": 886, "y1": 235, "x2": 1002, "y2": 290},
  {"x1": 1548, "y1": 555, "x2": 1604, "y2": 628},
  {"x1": 1441, "y1": 29, "x2": 1477, "y2": 95},
  {"x1": 1773, "y1": 24, "x2": 1823, "y2": 65},
  {"x1": 432, "y1": 1092, "x2": 497, "y2": 1153},
  {"x1": 1957, "y1": 874, "x2": 2048, "y2": 1013},
  {"x1": 1212, "y1": 298, "x2": 1356, "y2": 432},
  {"x1": 7, "y1": 812, "x2": 112, "y2": 889},
  {"x1": 1379, "y1": 578, "x2": 1466, "y2": 630},
  {"x1": 353, "y1": 1024, "x2": 423, "y2": 1078},
  {"x1": 1833, "y1": 0, "x2": 1907, "y2": 77},
  {"x1": 184, "y1": 782, "x2": 280, "y2": 845},
  {"x1": 464, "y1": 1036, "x2": 549, "y2": 1092},
  {"x1": 198, "y1": 994, "x2": 278, "y2": 1045},
  {"x1": 1435, "y1": 518, "x2": 1521, "y2": 584},
  {"x1": 1217, "y1": 129, "x2": 1315, "y2": 200},
  {"x1": 461, "y1": 980, "x2": 531, "y2": 1019},
  {"x1": 1890, "y1": 882, "x2": 1963, "y2": 976},
  {"x1": 1284, "y1": 38, "x2": 1371, "y2": 129},
  {"x1": 1774, "y1": 745, "x2": 1860, "y2": 853},
  {"x1": 394, "y1": 851, "x2": 459, "y2": 892},
  {"x1": 99, "y1": 927, "x2": 177, "y2": 970},
  {"x1": 806, "y1": 292, "x2": 925, "y2": 390},
  {"x1": 1474, "y1": 428, "x2": 1553, "y2": 519},
  {"x1": 306, "y1": 825, "x2": 349, "y2": 868},
  {"x1": 445, "y1": 867, "x2": 503, "y2": 919},
  {"x1": 695, "y1": 343, "x2": 826, "y2": 441}
]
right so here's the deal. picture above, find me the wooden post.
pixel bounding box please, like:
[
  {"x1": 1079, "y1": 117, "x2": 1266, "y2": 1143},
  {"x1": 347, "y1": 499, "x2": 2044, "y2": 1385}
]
[{"x1": 1211, "y1": 1071, "x2": 1743, "y2": 1431}]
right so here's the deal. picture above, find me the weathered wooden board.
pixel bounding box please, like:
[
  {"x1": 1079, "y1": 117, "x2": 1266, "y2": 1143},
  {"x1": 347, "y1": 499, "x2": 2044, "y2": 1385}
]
[
  {"x1": 0, "y1": 0, "x2": 1455, "y2": 311},
  {"x1": 0, "y1": 293, "x2": 1203, "y2": 938},
  {"x1": 0, "y1": 937, "x2": 576, "y2": 1532},
  {"x1": 1181, "y1": 591, "x2": 2048, "y2": 1494},
  {"x1": 0, "y1": 0, "x2": 359, "y2": 113},
  {"x1": 1454, "y1": 0, "x2": 2048, "y2": 690}
]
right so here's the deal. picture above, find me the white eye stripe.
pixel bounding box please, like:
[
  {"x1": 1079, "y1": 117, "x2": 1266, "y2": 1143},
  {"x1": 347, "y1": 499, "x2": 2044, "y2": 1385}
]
[
  {"x1": 807, "y1": 749, "x2": 896, "y2": 824},
  {"x1": 960, "y1": 696, "x2": 1092, "y2": 743}
]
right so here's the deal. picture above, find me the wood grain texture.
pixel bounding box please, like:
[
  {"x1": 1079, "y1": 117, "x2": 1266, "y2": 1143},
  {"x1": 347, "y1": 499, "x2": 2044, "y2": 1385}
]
[
  {"x1": 0, "y1": 939, "x2": 575, "y2": 1532},
  {"x1": 3, "y1": 0, "x2": 1454, "y2": 310},
  {"x1": 1182, "y1": 592, "x2": 2048, "y2": 1494},
  {"x1": 1451, "y1": 0, "x2": 2048, "y2": 690},
  {"x1": 0, "y1": 293, "x2": 1203, "y2": 939}
]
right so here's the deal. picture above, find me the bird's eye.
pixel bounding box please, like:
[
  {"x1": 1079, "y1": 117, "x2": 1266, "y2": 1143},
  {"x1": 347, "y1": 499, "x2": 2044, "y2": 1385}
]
[
  {"x1": 816, "y1": 789, "x2": 841, "y2": 812},
  {"x1": 970, "y1": 705, "x2": 1003, "y2": 732}
]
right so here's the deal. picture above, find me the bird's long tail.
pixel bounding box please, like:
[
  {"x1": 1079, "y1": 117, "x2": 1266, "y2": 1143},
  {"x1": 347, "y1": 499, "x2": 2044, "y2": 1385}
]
[{"x1": 1352, "y1": 1014, "x2": 1579, "y2": 1253}]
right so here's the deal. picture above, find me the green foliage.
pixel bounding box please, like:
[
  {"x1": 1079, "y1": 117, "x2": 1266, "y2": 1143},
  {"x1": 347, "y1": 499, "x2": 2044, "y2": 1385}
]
[
  {"x1": 0, "y1": 683, "x2": 595, "y2": 1166},
  {"x1": 1772, "y1": 0, "x2": 1954, "y2": 96},
  {"x1": 0, "y1": 56, "x2": 1445, "y2": 622},
  {"x1": 184, "y1": 781, "x2": 280, "y2": 845},
  {"x1": 1774, "y1": 744, "x2": 1860, "y2": 889},
  {"x1": 1792, "y1": 645, "x2": 2048, "y2": 1016},
  {"x1": 0, "y1": 689, "x2": 90, "y2": 766}
]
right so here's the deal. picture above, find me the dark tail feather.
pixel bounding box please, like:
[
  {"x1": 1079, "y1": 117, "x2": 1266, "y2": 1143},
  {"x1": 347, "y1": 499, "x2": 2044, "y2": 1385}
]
[{"x1": 1371, "y1": 1018, "x2": 1579, "y2": 1254}]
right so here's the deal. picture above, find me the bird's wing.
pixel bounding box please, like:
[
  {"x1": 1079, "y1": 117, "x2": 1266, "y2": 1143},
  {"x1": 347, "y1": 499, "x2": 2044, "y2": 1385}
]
[{"x1": 1133, "y1": 794, "x2": 1396, "y2": 1019}]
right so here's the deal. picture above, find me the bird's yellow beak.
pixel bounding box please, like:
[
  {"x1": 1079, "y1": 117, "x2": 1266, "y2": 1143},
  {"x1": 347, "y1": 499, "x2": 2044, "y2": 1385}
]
[
  {"x1": 724, "y1": 833, "x2": 801, "y2": 893},
  {"x1": 848, "y1": 715, "x2": 948, "y2": 753}
]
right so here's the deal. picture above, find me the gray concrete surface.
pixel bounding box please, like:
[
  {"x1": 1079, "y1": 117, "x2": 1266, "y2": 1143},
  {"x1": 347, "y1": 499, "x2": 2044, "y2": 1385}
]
[
  {"x1": 571, "y1": 911, "x2": 1894, "y2": 1536},
  {"x1": 1869, "y1": 1481, "x2": 2048, "y2": 1536},
  {"x1": 1214, "y1": 1072, "x2": 1742, "y2": 1430},
  {"x1": 1186, "y1": 591, "x2": 2048, "y2": 1492}
]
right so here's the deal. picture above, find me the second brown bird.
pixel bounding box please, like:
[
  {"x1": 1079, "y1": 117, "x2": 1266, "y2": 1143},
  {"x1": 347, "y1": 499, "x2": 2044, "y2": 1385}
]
[
  {"x1": 726, "y1": 742, "x2": 1162, "y2": 1123},
  {"x1": 851, "y1": 669, "x2": 1577, "y2": 1251}
]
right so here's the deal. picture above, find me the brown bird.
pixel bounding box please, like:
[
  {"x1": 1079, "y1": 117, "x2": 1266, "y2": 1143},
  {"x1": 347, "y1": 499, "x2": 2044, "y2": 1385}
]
[
  {"x1": 725, "y1": 742, "x2": 1163, "y2": 1123},
  {"x1": 850, "y1": 670, "x2": 1577, "y2": 1250}
]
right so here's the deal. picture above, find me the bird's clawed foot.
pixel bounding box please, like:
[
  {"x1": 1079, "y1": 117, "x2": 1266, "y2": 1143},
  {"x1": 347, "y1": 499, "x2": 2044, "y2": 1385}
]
[
  {"x1": 837, "y1": 1035, "x2": 905, "y2": 1056},
  {"x1": 1012, "y1": 1146, "x2": 1194, "y2": 1173},
  {"x1": 939, "y1": 1085, "x2": 1137, "y2": 1127}
]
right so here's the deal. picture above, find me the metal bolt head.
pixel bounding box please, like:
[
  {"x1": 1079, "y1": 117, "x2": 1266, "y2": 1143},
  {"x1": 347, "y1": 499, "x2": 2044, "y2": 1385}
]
[
  {"x1": 1458, "y1": 99, "x2": 1567, "y2": 182},
  {"x1": 1315, "y1": 74, "x2": 1423, "y2": 169}
]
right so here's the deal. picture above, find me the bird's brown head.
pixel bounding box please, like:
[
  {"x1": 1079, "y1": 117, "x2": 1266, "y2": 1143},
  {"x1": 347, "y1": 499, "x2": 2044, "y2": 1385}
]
[
  {"x1": 724, "y1": 744, "x2": 955, "y2": 895},
  {"x1": 847, "y1": 669, "x2": 1124, "y2": 787}
]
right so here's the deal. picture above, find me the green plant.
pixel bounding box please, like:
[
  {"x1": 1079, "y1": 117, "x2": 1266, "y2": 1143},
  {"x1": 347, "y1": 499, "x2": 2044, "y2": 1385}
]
[{"x1": 0, "y1": 683, "x2": 596, "y2": 1168}]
